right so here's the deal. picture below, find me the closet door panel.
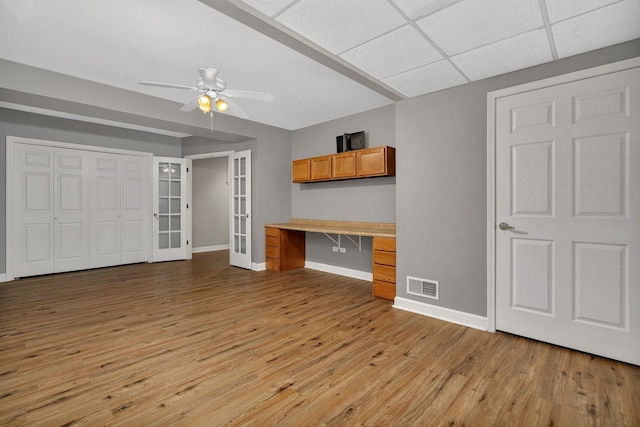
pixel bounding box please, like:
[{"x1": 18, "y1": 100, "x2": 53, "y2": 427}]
[
  {"x1": 54, "y1": 148, "x2": 91, "y2": 273},
  {"x1": 121, "y1": 155, "x2": 149, "y2": 264},
  {"x1": 90, "y1": 153, "x2": 121, "y2": 268},
  {"x1": 13, "y1": 144, "x2": 54, "y2": 277}
]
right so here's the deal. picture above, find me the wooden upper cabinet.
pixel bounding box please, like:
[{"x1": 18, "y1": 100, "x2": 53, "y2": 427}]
[
  {"x1": 357, "y1": 146, "x2": 395, "y2": 177},
  {"x1": 310, "y1": 155, "x2": 332, "y2": 181},
  {"x1": 292, "y1": 146, "x2": 395, "y2": 183},
  {"x1": 332, "y1": 152, "x2": 357, "y2": 179},
  {"x1": 292, "y1": 159, "x2": 310, "y2": 183}
]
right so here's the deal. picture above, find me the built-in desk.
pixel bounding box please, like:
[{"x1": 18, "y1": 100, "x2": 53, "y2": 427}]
[{"x1": 264, "y1": 218, "x2": 396, "y2": 300}]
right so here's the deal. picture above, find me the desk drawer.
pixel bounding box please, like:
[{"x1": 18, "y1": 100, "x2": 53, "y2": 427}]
[
  {"x1": 266, "y1": 236, "x2": 280, "y2": 248},
  {"x1": 373, "y1": 237, "x2": 396, "y2": 251},
  {"x1": 265, "y1": 246, "x2": 279, "y2": 259},
  {"x1": 373, "y1": 264, "x2": 396, "y2": 284},
  {"x1": 266, "y1": 257, "x2": 280, "y2": 271},
  {"x1": 265, "y1": 227, "x2": 279, "y2": 237},
  {"x1": 373, "y1": 280, "x2": 395, "y2": 300},
  {"x1": 373, "y1": 249, "x2": 395, "y2": 267}
]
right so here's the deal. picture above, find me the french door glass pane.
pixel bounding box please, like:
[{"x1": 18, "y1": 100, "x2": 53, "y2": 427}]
[
  {"x1": 159, "y1": 233, "x2": 169, "y2": 249},
  {"x1": 157, "y1": 161, "x2": 183, "y2": 251}
]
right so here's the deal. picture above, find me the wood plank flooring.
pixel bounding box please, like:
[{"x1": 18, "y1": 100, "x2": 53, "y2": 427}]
[{"x1": 1, "y1": 251, "x2": 638, "y2": 426}]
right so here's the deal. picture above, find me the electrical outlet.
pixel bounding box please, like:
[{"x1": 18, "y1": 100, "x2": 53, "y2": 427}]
[
  {"x1": 339, "y1": 247, "x2": 346, "y2": 253},
  {"x1": 332, "y1": 246, "x2": 339, "y2": 252}
]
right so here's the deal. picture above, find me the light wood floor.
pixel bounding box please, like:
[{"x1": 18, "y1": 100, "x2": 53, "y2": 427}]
[{"x1": 1, "y1": 251, "x2": 638, "y2": 426}]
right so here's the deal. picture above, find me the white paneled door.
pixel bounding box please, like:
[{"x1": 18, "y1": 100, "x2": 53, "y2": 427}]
[
  {"x1": 90, "y1": 152, "x2": 121, "y2": 268},
  {"x1": 11, "y1": 140, "x2": 150, "y2": 279},
  {"x1": 229, "y1": 150, "x2": 252, "y2": 269},
  {"x1": 495, "y1": 67, "x2": 640, "y2": 365},
  {"x1": 13, "y1": 144, "x2": 55, "y2": 277},
  {"x1": 54, "y1": 148, "x2": 91, "y2": 273},
  {"x1": 152, "y1": 157, "x2": 188, "y2": 262}
]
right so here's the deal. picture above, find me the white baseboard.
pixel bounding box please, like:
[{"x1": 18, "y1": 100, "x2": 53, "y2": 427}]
[
  {"x1": 192, "y1": 244, "x2": 230, "y2": 253},
  {"x1": 305, "y1": 261, "x2": 372, "y2": 281},
  {"x1": 393, "y1": 296, "x2": 488, "y2": 331},
  {"x1": 0, "y1": 274, "x2": 7, "y2": 283},
  {"x1": 252, "y1": 262, "x2": 266, "y2": 272}
]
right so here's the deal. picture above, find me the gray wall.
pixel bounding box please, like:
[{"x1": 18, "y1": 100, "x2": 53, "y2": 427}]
[
  {"x1": 291, "y1": 104, "x2": 396, "y2": 271},
  {"x1": 192, "y1": 157, "x2": 229, "y2": 249},
  {"x1": 396, "y1": 40, "x2": 640, "y2": 317},
  {"x1": 0, "y1": 108, "x2": 182, "y2": 274}
]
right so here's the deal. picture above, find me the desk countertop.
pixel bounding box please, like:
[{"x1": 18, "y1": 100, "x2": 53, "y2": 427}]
[{"x1": 265, "y1": 219, "x2": 396, "y2": 238}]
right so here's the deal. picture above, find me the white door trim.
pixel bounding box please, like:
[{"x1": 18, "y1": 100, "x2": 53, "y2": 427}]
[
  {"x1": 486, "y1": 56, "x2": 640, "y2": 332},
  {"x1": 5, "y1": 135, "x2": 153, "y2": 282}
]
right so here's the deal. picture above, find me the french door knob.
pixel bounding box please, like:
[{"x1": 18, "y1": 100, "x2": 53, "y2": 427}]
[{"x1": 499, "y1": 222, "x2": 515, "y2": 231}]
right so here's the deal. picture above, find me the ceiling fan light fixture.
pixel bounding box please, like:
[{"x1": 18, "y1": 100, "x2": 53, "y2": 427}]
[
  {"x1": 198, "y1": 94, "x2": 212, "y2": 113},
  {"x1": 216, "y1": 98, "x2": 229, "y2": 113}
]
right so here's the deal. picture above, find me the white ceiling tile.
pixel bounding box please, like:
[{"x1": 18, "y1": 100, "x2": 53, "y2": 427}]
[
  {"x1": 339, "y1": 25, "x2": 442, "y2": 79},
  {"x1": 452, "y1": 29, "x2": 553, "y2": 81},
  {"x1": 544, "y1": 0, "x2": 620, "y2": 23},
  {"x1": 417, "y1": 0, "x2": 543, "y2": 55},
  {"x1": 391, "y1": 0, "x2": 462, "y2": 20},
  {"x1": 275, "y1": 0, "x2": 407, "y2": 54},
  {"x1": 240, "y1": 0, "x2": 296, "y2": 17},
  {"x1": 382, "y1": 60, "x2": 467, "y2": 97},
  {"x1": 553, "y1": 0, "x2": 640, "y2": 58}
]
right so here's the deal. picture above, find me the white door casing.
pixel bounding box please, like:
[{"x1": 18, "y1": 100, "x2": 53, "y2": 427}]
[
  {"x1": 229, "y1": 150, "x2": 252, "y2": 269},
  {"x1": 152, "y1": 157, "x2": 188, "y2": 262},
  {"x1": 492, "y1": 65, "x2": 639, "y2": 365}
]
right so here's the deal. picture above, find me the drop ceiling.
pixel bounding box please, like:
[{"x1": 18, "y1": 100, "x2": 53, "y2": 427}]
[{"x1": 0, "y1": 0, "x2": 638, "y2": 132}]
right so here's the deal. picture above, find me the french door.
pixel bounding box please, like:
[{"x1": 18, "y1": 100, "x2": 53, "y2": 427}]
[
  {"x1": 494, "y1": 66, "x2": 640, "y2": 365},
  {"x1": 152, "y1": 157, "x2": 188, "y2": 262},
  {"x1": 229, "y1": 150, "x2": 252, "y2": 269}
]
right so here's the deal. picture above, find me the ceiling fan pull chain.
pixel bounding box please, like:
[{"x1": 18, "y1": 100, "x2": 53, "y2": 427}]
[{"x1": 210, "y1": 112, "x2": 214, "y2": 133}]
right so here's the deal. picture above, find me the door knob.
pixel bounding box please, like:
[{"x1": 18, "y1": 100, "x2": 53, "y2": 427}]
[{"x1": 499, "y1": 222, "x2": 515, "y2": 231}]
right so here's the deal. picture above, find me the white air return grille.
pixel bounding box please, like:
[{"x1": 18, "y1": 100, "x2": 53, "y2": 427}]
[{"x1": 407, "y1": 276, "x2": 439, "y2": 300}]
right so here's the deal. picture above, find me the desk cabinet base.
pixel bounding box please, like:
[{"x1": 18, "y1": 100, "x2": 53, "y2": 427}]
[
  {"x1": 265, "y1": 227, "x2": 305, "y2": 272},
  {"x1": 372, "y1": 237, "x2": 396, "y2": 300}
]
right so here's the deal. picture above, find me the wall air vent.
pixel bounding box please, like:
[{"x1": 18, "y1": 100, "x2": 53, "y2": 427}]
[{"x1": 406, "y1": 276, "x2": 439, "y2": 300}]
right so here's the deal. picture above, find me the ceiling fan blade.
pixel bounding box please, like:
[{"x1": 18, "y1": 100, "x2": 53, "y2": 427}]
[
  {"x1": 180, "y1": 98, "x2": 199, "y2": 112},
  {"x1": 224, "y1": 98, "x2": 250, "y2": 119},
  {"x1": 198, "y1": 68, "x2": 219, "y2": 88},
  {"x1": 224, "y1": 89, "x2": 274, "y2": 102},
  {"x1": 139, "y1": 81, "x2": 198, "y2": 91}
]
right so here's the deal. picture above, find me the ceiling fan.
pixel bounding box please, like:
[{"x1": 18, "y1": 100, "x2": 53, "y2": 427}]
[{"x1": 139, "y1": 68, "x2": 274, "y2": 119}]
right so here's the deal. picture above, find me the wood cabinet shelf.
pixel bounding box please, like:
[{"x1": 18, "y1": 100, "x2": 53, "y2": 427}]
[{"x1": 292, "y1": 146, "x2": 395, "y2": 183}]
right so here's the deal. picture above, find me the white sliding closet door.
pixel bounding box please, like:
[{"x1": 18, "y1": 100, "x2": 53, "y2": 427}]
[
  {"x1": 13, "y1": 144, "x2": 55, "y2": 277},
  {"x1": 54, "y1": 148, "x2": 91, "y2": 273}
]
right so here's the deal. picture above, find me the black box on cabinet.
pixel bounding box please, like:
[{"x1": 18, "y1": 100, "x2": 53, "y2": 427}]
[{"x1": 336, "y1": 131, "x2": 365, "y2": 152}]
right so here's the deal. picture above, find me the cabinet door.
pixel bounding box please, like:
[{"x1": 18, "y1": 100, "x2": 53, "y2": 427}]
[
  {"x1": 310, "y1": 155, "x2": 332, "y2": 181},
  {"x1": 292, "y1": 159, "x2": 310, "y2": 182},
  {"x1": 332, "y1": 152, "x2": 357, "y2": 179},
  {"x1": 357, "y1": 147, "x2": 387, "y2": 176}
]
